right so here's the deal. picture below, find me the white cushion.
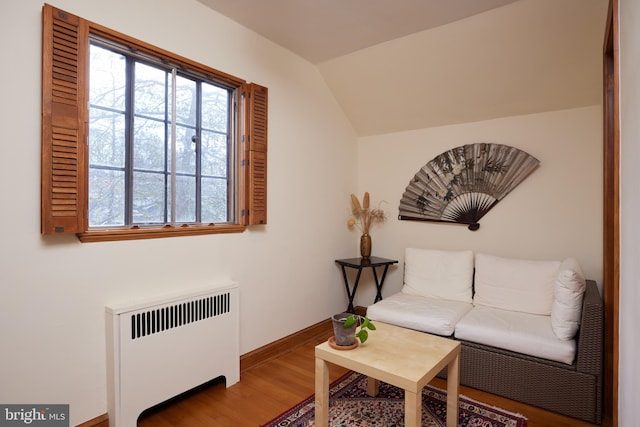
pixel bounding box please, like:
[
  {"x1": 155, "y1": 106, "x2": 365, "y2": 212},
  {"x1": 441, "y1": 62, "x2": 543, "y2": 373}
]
[
  {"x1": 367, "y1": 292, "x2": 473, "y2": 336},
  {"x1": 401, "y1": 248, "x2": 474, "y2": 303},
  {"x1": 473, "y1": 253, "x2": 561, "y2": 315},
  {"x1": 455, "y1": 305, "x2": 576, "y2": 364},
  {"x1": 551, "y1": 258, "x2": 587, "y2": 340}
]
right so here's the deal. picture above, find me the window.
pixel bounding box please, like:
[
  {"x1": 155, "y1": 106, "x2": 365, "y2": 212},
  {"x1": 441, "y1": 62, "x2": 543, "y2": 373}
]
[
  {"x1": 41, "y1": 4, "x2": 267, "y2": 242},
  {"x1": 88, "y1": 41, "x2": 234, "y2": 226}
]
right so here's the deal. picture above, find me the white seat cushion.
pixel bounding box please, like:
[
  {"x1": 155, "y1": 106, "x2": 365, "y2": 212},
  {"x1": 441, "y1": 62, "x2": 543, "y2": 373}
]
[
  {"x1": 401, "y1": 248, "x2": 474, "y2": 303},
  {"x1": 454, "y1": 305, "x2": 576, "y2": 364},
  {"x1": 473, "y1": 253, "x2": 561, "y2": 315},
  {"x1": 367, "y1": 292, "x2": 473, "y2": 336}
]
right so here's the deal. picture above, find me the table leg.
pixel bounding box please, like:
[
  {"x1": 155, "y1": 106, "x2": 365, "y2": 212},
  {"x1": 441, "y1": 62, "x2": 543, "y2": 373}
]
[
  {"x1": 372, "y1": 264, "x2": 391, "y2": 302},
  {"x1": 366, "y1": 376, "x2": 379, "y2": 396},
  {"x1": 446, "y1": 350, "x2": 460, "y2": 427},
  {"x1": 315, "y1": 357, "x2": 329, "y2": 427},
  {"x1": 340, "y1": 265, "x2": 362, "y2": 312},
  {"x1": 404, "y1": 389, "x2": 421, "y2": 427}
]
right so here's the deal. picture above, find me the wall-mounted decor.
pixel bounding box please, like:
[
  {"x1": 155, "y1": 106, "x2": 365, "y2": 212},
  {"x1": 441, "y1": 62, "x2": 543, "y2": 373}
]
[{"x1": 398, "y1": 143, "x2": 539, "y2": 230}]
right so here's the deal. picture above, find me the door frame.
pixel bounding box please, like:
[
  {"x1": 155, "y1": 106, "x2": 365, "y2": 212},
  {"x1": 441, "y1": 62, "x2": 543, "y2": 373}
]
[{"x1": 602, "y1": 0, "x2": 619, "y2": 425}]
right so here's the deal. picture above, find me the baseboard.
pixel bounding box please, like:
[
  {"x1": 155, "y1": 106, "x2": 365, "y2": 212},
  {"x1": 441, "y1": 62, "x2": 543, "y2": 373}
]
[
  {"x1": 354, "y1": 305, "x2": 368, "y2": 316},
  {"x1": 240, "y1": 317, "x2": 332, "y2": 373},
  {"x1": 76, "y1": 413, "x2": 108, "y2": 427},
  {"x1": 78, "y1": 318, "x2": 332, "y2": 426}
]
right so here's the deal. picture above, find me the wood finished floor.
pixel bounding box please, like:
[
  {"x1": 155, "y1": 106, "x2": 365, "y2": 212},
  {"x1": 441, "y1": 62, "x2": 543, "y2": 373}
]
[{"x1": 138, "y1": 330, "x2": 600, "y2": 427}]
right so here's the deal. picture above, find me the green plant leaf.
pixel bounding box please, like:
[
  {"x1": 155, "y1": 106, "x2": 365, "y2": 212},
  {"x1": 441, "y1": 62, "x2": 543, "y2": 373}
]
[
  {"x1": 356, "y1": 329, "x2": 369, "y2": 343},
  {"x1": 360, "y1": 317, "x2": 376, "y2": 330},
  {"x1": 343, "y1": 315, "x2": 356, "y2": 328}
]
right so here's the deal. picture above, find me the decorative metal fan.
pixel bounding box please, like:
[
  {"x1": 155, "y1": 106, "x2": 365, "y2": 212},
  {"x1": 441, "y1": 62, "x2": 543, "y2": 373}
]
[{"x1": 398, "y1": 143, "x2": 539, "y2": 230}]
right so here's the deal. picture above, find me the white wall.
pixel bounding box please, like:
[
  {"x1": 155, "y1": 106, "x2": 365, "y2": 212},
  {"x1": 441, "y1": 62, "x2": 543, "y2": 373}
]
[
  {"x1": 352, "y1": 106, "x2": 603, "y2": 306},
  {"x1": 618, "y1": 0, "x2": 640, "y2": 423},
  {"x1": 0, "y1": 0, "x2": 357, "y2": 424}
]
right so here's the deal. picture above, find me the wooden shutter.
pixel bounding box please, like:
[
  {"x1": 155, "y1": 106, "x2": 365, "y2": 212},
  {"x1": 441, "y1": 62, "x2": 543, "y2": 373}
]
[
  {"x1": 41, "y1": 4, "x2": 87, "y2": 234},
  {"x1": 239, "y1": 83, "x2": 268, "y2": 225}
]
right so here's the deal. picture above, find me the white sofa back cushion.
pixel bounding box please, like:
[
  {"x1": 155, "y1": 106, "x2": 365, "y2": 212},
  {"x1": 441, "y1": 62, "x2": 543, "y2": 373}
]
[
  {"x1": 474, "y1": 253, "x2": 561, "y2": 315},
  {"x1": 551, "y1": 258, "x2": 587, "y2": 340},
  {"x1": 401, "y1": 248, "x2": 474, "y2": 303}
]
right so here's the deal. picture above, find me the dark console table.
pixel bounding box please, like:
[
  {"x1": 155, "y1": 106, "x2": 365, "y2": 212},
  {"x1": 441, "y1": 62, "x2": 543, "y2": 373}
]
[{"x1": 335, "y1": 256, "x2": 398, "y2": 313}]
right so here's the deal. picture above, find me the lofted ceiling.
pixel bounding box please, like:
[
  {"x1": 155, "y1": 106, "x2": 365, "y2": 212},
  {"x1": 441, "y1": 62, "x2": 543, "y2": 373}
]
[
  {"x1": 197, "y1": 0, "x2": 609, "y2": 136},
  {"x1": 195, "y1": 0, "x2": 521, "y2": 64}
]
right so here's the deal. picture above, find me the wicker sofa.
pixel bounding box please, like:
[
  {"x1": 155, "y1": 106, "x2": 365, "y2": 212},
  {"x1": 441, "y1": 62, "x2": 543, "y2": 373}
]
[{"x1": 367, "y1": 249, "x2": 603, "y2": 424}]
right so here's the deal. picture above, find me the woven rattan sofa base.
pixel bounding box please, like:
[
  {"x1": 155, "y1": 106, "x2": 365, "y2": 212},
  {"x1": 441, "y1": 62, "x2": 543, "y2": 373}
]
[{"x1": 437, "y1": 279, "x2": 603, "y2": 424}]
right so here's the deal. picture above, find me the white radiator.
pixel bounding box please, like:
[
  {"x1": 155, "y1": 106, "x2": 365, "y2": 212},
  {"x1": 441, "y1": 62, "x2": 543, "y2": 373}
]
[{"x1": 106, "y1": 282, "x2": 239, "y2": 427}]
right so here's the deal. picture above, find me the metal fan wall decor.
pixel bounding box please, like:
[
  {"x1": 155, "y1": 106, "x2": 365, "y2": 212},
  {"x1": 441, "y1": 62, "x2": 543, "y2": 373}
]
[{"x1": 398, "y1": 143, "x2": 539, "y2": 230}]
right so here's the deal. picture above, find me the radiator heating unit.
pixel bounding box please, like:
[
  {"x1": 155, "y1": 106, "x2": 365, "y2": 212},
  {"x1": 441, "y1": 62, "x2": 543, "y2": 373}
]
[{"x1": 106, "y1": 282, "x2": 239, "y2": 427}]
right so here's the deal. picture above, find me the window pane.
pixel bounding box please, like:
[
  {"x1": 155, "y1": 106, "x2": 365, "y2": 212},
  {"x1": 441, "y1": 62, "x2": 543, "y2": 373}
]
[
  {"x1": 202, "y1": 83, "x2": 228, "y2": 132},
  {"x1": 89, "y1": 43, "x2": 126, "y2": 228},
  {"x1": 201, "y1": 130, "x2": 227, "y2": 177},
  {"x1": 176, "y1": 75, "x2": 196, "y2": 126},
  {"x1": 175, "y1": 175, "x2": 196, "y2": 223},
  {"x1": 89, "y1": 169, "x2": 124, "y2": 226},
  {"x1": 135, "y1": 62, "x2": 167, "y2": 120},
  {"x1": 174, "y1": 125, "x2": 196, "y2": 174},
  {"x1": 90, "y1": 44, "x2": 126, "y2": 111},
  {"x1": 89, "y1": 109, "x2": 125, "y2": 168},
  {"x1": 133, "y1": 171, "x2": 166, "y2": 224},
  {"x1": 87, "y1": 39, "x2": 240, "y2": 232},
  {"x1": 134, "y1": 117, "x2": 166, "y2": 171},
  {"x1": 202, "y1": 177, "x2": 228, "y2": 223}
]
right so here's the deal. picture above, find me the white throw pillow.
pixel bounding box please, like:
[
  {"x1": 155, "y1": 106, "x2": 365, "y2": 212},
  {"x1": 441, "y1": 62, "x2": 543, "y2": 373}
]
[
  {"x1": 473, "y1": 253, "x2": 561, "y2": 315},
  {"x1": 551, "y1": 258, "x2": 587, "y2": 340},
  {"x1": 401, "y1": 248, "x2": 474, "y2": 303}
]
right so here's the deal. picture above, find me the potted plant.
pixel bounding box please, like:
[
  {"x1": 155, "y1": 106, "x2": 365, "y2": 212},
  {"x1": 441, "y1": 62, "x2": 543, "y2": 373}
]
[{"x1": 331, "y1": 312, "x2": 376, "y2": 348}]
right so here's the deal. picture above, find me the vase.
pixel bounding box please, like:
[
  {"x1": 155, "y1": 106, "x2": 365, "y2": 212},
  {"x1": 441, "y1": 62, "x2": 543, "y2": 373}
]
[{"x1": 360, "y1": 233, "x2": 372, "y2": 259}]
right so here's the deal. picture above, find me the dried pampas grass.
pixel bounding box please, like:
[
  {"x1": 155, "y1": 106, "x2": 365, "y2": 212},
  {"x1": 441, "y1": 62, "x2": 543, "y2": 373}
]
[{"x1": 348, "y1": 192, "x2": 386, "y2": 234}]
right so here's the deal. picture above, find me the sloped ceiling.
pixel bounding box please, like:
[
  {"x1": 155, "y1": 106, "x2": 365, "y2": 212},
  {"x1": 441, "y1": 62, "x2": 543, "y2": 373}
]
[
  {"x1": 198, "y1": 0, "x2": 609, "y2": 136},
  {"x1": 195, "y1": 0, "x2": 521, "y2": 64}
]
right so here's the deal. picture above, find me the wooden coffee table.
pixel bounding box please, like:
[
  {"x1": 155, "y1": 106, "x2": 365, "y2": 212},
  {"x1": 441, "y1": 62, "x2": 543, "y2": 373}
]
[{"x1": 315, "y1": 321, "x2": 461, "y2": 427}]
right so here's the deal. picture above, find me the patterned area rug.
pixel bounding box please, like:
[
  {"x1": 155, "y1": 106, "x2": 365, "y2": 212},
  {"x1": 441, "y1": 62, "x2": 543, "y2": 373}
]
[{"x1": 261, "y1": 371, "x2": 527, "y2": 427}]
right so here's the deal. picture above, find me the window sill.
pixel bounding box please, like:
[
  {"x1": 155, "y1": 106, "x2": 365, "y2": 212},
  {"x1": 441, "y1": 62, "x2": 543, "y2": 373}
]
[{"x1": 77, "y1": 224, "x2": 246, "y2": 243}]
